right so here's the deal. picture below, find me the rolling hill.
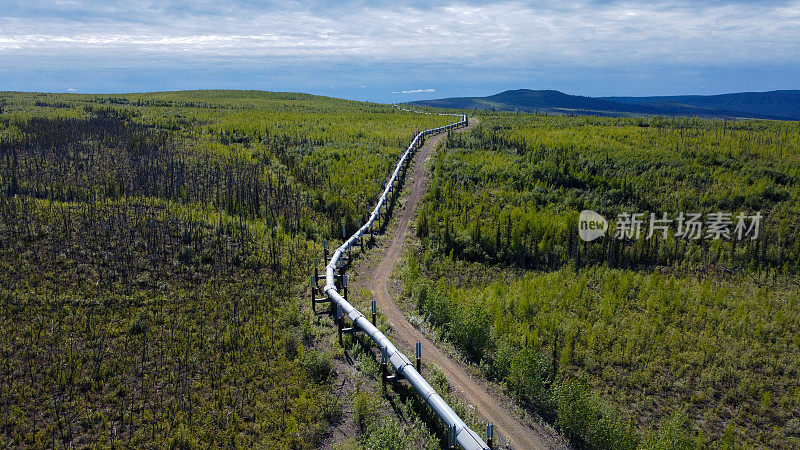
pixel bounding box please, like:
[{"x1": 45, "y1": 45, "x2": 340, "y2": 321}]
[{"x1": 409, "y1": 89, "x2": 800, "y2": 120}]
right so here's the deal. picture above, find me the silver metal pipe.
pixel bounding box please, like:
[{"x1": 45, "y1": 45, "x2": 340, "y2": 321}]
[{"x1": 323, "y1": 114, "x2": 489, "y2": 450}]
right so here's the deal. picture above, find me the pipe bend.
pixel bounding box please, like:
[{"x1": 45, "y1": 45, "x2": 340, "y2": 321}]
[{"x1": 321, "y1": 114, "x2": 486, "y2": 449}]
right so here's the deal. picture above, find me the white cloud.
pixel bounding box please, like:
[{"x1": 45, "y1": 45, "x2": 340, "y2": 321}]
[
  {"x1": 394, "y1": 88, "x2": 436, "y2": 94},
  {"x1": 0, "y1": 1, "x2": 798, "y2": 69}
]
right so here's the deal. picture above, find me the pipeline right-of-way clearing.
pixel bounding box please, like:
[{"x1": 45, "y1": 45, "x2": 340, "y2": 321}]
[
  {"x1": 314, "y1": 112, "x2": 491, "y2": 449},
  {"x1": 313, "y1": 110, "x2": 562, "y2": 449}
]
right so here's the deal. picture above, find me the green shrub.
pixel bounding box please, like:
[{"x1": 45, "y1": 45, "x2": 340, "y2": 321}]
[
  {"x1": 353, "y1": 389, "x2": 379, "y2": 434},
  {"x1": 446, "y1": 294, "x2": 491, "y2": 362},
  {"x1": 127, "y1": 309, "x2": 150, "y2": 335},
  {"x1": 507, "y1": 347, "x2": 550, "y2": 409},
  {"x1": 420, "y1": 283, "x2": 453, "y2": 330},
  {"x1": 362, "y1": 420, "x2": 404, "y2": 450},
  {"x1": 169, "y1": 424, "x2": 198, "y2": 450},
  {"x1": 554, "y1": 378, "x2": 638, "y2": 450},
  {"x1": 302, "y1": 349, "x2": 334, "y2": 383},
  {"x1": 640, "y1": 409, "x2": 694, "y2": 450}
]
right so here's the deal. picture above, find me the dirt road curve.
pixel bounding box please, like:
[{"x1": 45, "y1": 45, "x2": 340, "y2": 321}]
[{"x1": 365, "y1": 119, "x2": 559, "y2": 450}]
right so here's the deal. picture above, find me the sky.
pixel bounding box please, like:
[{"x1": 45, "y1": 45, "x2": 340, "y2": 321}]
[{"x1": 1, "y1": 0, "x2": 798, "y2": 102}]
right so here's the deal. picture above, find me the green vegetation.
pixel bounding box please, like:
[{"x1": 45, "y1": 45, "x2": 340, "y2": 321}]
[
  {"x1": 0, "y1": 91, "x2": 454, "y2": 447},
  {"x1": 330, "y1": 289, "x2": 484, "y2": 450},
  {"x1": 418, "y1": 114, "x2": 800, "y2": 273},
  {"x1": 5, "y1": 90, "x2": 797, "y2": 448},
  {"x1": 407, "y1": 113, "x2": 800, "y2": 448}
]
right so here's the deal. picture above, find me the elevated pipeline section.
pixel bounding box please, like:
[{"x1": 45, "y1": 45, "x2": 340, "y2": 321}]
[{"x1": 319, "y1": 112, "x2": 490, "y2": 449}]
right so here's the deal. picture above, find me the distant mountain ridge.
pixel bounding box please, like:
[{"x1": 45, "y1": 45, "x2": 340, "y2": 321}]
[{"x1": 409, "y1": 89, "x2": 800, "y2": 120}]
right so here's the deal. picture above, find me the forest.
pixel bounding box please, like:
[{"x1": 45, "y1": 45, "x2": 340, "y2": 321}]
[
  {"x1": 405, "y1": 113, "x2": 800, "y2": 448},
  {"x1": 3, "y1": 90, "x2": 799, "y2": 449},
  {"x1": 0, "y1": 91, "x2": 455, "y2": 448}
]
